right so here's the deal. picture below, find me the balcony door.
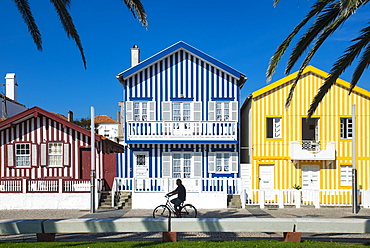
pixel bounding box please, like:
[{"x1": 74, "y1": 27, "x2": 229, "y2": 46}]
[
  {"x1": 302, "y1": 118, "x2": 319, "y2": 141},
  {"x1": 172, "y1": 102, "x2": 191, "y2": 135}
]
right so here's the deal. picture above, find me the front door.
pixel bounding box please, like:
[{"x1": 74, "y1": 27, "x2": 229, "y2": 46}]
[
  {"x1": 259, "y1": 164, "x2": 274, "y2": 200},
  {"x1": 302, "y1": 164, "x2": 320, "y2": 202},
  {"x1": 134, "y1": 151, "x2": 149, "y2": 178}
]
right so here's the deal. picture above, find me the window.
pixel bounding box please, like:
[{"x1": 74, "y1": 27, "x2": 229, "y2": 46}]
[
  {"x1": 340, "y1": 165, "x2": 352, "y2": 186},
  {"x1": 216, "y1": 153, "x2": 230, "y2": 172},
  {"x1": 216, "y1": 102, "x2": 229, "y2": 121},
  {"x1": 172, "y1": 152, "x2": 192, "y2": 178},
  {"x1": 134, "y1": 102, "x2": 147, "y2": 121},
  {"x1": 48, "y1": 143, "x2": 63, "y2": 166},
  {"x1": 266, "y1": 118, "x2": 281, "y2": 138},
  {"x1": 15, "y1": 143, "x2": 30, "y2": 167},
  {"x1": 340, "y1": 118, "x2": 352, "y2": 139},
  {"x1": 172, "y1": 102, "x2": 191, "y2": 121}
]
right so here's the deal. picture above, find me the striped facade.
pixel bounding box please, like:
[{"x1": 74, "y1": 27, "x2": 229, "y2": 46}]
[
  {"x1": 116, "y1": 42, "x2": 246, "y2": 185},
  {"x1": 241, "y1": 66, "x2": 370, "y2": 192},
  {"x1": 0, "y1": 107, "x2": 122, "y2": 186}
]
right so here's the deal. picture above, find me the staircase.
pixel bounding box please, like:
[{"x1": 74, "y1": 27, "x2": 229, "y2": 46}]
[
  {"x1": 227, "y1": 194, "x2": 242, "y2": 208},
  {"x1": 115, "y1": 192, "x2": 132, "y2": 209},
  {"x1": 98, "y1": 191, "x2": 114, "y2": 209}
]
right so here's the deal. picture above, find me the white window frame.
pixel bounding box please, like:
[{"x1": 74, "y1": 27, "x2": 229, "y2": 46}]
[
  {"x1": 340, "y1": 165, "x2": 352, "y2": 186},
  {"x1": 340, "y1": 118, "x2": 352, "y2": 139},
  {"x1": 215, "y1": 102, "x2": 230, "y2": 121},
  {"x1": 15, "y1": 143, "x2": 31, "y2": 167},
  {"x1": 48, "y1": 142, "x2": 63, "y2": 167},
  {"x1": 215, "y1": 152, "x2": 230, "y2": 173},
  {"x1": 208, "y1": 152, "x2": 238, "y2": 173},
  {"x1": 172, "y1": 152, "x2": 193, "y2": 178},
  {"x1": 162, "y1": 152, "x2": 202, "y2": 179},
  {"x1": 266, "y1": 117, "x2": 282, "y2": 139},
  {"x1": 133, "y1": 101, "x2": 148, "y2": 121}
]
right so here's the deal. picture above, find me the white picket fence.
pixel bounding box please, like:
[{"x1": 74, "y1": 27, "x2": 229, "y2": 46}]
[{"x1": 112, "y1": 177, "x2": 369, "y2": 209}]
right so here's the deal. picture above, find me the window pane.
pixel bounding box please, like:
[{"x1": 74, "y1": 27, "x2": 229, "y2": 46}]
[
  {"x1": 15, "y1": 143, "x2": 30, "y2": 167},
  {"x1": 48, "y1": 143, "x2": 63, "y2": 166}
]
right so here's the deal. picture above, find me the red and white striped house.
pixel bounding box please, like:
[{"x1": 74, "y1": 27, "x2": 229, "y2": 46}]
[{"x1": 0, "y1": 107, "x2": 123, "y2": 209}]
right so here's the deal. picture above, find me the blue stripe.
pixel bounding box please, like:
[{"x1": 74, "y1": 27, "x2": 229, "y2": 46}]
[{"x1": 126, "y1": 140, "x2": 238, "y2": 144}]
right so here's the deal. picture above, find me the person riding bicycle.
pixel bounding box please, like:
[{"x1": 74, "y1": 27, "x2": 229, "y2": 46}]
[{"x1": 166, "y1": 179, "x2": 186, "y2": 215}]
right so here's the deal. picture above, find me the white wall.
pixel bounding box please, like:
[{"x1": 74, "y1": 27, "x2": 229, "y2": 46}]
[
  {"x1": 131, "y1": 191, "x2": 227, "y2": 209},
  {"x1": 0, "y1": 193, "x2": 90, "y2": 210},
  {"x1": 97, "y1": 123, "x2": 118, "y2": 141}
]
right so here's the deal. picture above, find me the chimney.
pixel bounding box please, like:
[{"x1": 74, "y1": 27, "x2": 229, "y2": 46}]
[
  {"x1": 131, "y1": 45, "x2": 140, "y2": 67},
  {"x1": 68, "y1": 110, "x2": 74, "y2": 122},
  {"x1": 5, "y1": 73, "x2": 18, "y2": 101}
]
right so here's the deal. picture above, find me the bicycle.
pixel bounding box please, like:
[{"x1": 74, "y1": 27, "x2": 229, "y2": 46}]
[{"x1": 153, "y1": 195, "x2": 197, "y2": 218}]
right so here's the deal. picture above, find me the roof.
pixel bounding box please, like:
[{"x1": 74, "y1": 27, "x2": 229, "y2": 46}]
[
  {"x1": 0, "y1": 106, "x2": 124, "y2": 152},
  {"x1": 95, "y1": 115, "x2": 118, "y2": 124},
  {"x1": 0, "y1": 94, "x2": 26, "y2": 107},
  {"x1": 252, "y1": 65, "x2": 370, "y2": 98},
  {"x1": 117, "y1": 41, "x2": 246, "y2": 87}
]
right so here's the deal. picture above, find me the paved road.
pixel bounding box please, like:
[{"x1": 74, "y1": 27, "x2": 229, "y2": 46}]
[{"x1": 0, "y1": 208, "x2": 370, "y2": 243}]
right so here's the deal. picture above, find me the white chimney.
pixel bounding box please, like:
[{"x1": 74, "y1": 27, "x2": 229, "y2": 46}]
[
  {"x1": 131, "y1": 45, "x2": 140, "y2": 67},
  {"x1": 5, "y1": 73, "x2": 18, "y2": 102}
]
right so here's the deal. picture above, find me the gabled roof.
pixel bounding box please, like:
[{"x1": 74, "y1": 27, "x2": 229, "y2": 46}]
[
  {"x1": 95, "y1": 115, "x2": 118, "y2": 124},
  {"x1": 0, "y1": 106, "x2": 100, "y2": 140},
  {"x1": 117, "y1": 41, "x2": 246, "y2": 87},
  {"x1": 252, "y1": 65, "x2": 370, "y2": 98}
]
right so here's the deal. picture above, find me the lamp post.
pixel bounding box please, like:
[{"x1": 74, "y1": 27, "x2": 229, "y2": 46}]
[
  {"x1": 352, "y1": 104, "x2": 358, "y2": 214},
  {"x1": 90, "y1": 106, "x2": 96, "y2": 213}
]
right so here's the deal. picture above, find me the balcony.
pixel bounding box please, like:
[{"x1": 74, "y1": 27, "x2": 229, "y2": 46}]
[
  {"x1": 126, "y1": 121, "x2": 237, "y2": 143},
  {"x1": 290, "y1": 140, "x2": 336, "y2": 160}
]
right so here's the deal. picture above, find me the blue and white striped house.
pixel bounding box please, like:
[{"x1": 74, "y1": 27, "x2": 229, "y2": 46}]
[{"x1": 114, "y1": 42, "x2": 247, "y2": 209}]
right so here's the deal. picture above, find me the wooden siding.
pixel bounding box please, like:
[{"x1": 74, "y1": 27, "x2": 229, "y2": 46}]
[
  {"x1": 250, "y1": 66, "x2": 370, "y2": 190},
  {"x1": 0, "y1": 115, "x2": 102, "y2": 180}
]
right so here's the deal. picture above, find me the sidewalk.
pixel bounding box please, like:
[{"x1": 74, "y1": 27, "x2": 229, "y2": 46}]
[{"x1": 0, "y1": 208, "x2": 370, "y2": 243}]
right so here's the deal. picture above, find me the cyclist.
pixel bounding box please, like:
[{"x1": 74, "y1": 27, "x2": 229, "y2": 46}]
[{"x1": 166, "y1": 179, "x2": 186, "y2": 216}]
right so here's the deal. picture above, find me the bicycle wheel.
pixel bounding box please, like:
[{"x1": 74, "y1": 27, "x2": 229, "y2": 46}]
[
  {"x1": 153, "y1": 205, "x2": 171, "y2": 218},
  {"x1": 180, "y1": 204, "x2": 197, "y2": 218}
]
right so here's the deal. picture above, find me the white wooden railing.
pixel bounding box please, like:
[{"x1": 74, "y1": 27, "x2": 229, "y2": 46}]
[
  {"x1": 127, "y1": 121, "x2": 237, "y2": 140},
  {"x1": 0, "y1": 179, "x2": 91, "y2": 193},
  {"x1": 290, "y1": 140, "x2": 336, "y2": 160}
]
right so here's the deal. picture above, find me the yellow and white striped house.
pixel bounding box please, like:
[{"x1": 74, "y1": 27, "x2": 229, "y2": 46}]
[{"x1": 240, "y1": 65, "x2": 370, "y2": 208}]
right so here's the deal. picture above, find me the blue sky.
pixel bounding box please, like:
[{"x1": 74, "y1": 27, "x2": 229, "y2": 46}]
[{"x1": 0, "y1": 1, "x2": 369, "y2": 119}]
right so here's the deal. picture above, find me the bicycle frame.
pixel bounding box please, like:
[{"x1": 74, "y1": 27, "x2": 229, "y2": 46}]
[{"x1": 164, "y1": 195, "x2": 183, "y2": 217}]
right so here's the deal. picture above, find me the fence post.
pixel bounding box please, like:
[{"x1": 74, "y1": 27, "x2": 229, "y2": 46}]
[
  {"x1": 22, "y1": 179, "x2": 27, "y2": 193},
  {"x1": 58, "y1": 179, "x2": 63, "y2": 193},
  {"x1": 295, "y1": 190, "x2": 301, "y2": 208},
  {"x1": 259, "y1": 190, "x2": 265, "y2": 209},
  {"x1": 314, "y1": 190, "x2": 320, "y2": 208},
  {"x1": 278, "y1": 190, "x2": 284, "y2": 208}
]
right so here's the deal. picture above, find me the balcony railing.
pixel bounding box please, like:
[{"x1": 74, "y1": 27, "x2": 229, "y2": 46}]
[
  {"x1": 290, "y1": 140, "x2": 336, "y2": 160},
  {"x1": 126, "y1": 121, "x2": 237, "y2": 141}
]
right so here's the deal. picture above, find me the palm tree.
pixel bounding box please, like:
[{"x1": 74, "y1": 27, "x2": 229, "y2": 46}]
[
  {"x1": 13, "y1": 0, "x2": 147, "y2": 69},
  {"x1": 267, "y1": 0, "x2": 370, "y2": 117}
]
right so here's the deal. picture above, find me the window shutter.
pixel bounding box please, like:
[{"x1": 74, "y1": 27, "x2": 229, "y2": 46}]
[
  {"x1": 162, "y1": 102, "x2": 171, "y2": 121},
  {"x1": 7, "y1": 144, "x2": 14, "y2": 167},
  {"x1": 193, "y1": 152, "x2": 202, "y2": 178},
  {"x1": 208, "y1": 101, "x2": 215, "y2": 121},
  {"x1": 193, "y1": 102, "x2": 202, "y2": 121},
  {"x1": 40, "y1": 143, "x2": 47, "y2": 166},
  {"x1": 230, "y1": 101, "x2": 238, "y2": 121},
  {"x1": 162, "y1": 152, "x2": 171, "y2": 178},
  {"x1": 31, "y1": 144, "x2": 38, "y2": 167},
  {"x1": 208, "y1": 152, "x2": 215, "y2": 173},
  {"x1": 149, "y1": 101, "x2": 156, "y2": 121},
  {"x1": 274, "y1": 118, "x2": 281, "y2": 138},
  {"x1": 231, "y1": 152, "x2": 238, "y2": 173},
  {"x1": 126, "y1": 101, "x2": 133, "y2": 121},
  {"x1": 63, "y1": 143, "x2": 70, "y2": 166}
]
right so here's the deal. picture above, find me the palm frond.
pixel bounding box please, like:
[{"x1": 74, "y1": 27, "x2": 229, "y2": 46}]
[
  {"x1": 13, "y1": 0, "x2": 42, "y2": 50},
  {"x1": 266, "y1": 0, "x2": 333, "y2": 82},
  {"x1": 50, "y1": 0, "x2": 87, "y2": 69},
  {"x1": 285, "y1": 13, "x2": 349, "y2": 108},
  {"x1": 285, "y1": 2, "x2": 341, "y2": 75},
  {"x1": 273, "y1": 0, "x2": 280, "y2": 7},
  {"x1": 350, "y1": 26, "x2": 370, "y2": 92},
  {"x1": 123, "y1": 0, "x2": 148, "y2": 28},
  {"x1": 307, "y1": 25, "x2": 370, "y2": 117}
]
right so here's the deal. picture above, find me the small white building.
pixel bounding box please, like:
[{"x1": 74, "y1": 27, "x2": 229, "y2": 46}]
[
  {"x1": 95, "y1": 115, "x2": 119, "y2": 142},
  {"x1": 0, "y1": 73, "x2": 27, "y2": 118}
]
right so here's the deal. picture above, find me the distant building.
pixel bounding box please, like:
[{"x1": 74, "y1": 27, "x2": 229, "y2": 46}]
[
  {"x1": 0, "y1": 73, "x2": 27, "y2": 119},
  {"x1": 95, "y1": 115, "x2": 119, "y2": 142}
]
